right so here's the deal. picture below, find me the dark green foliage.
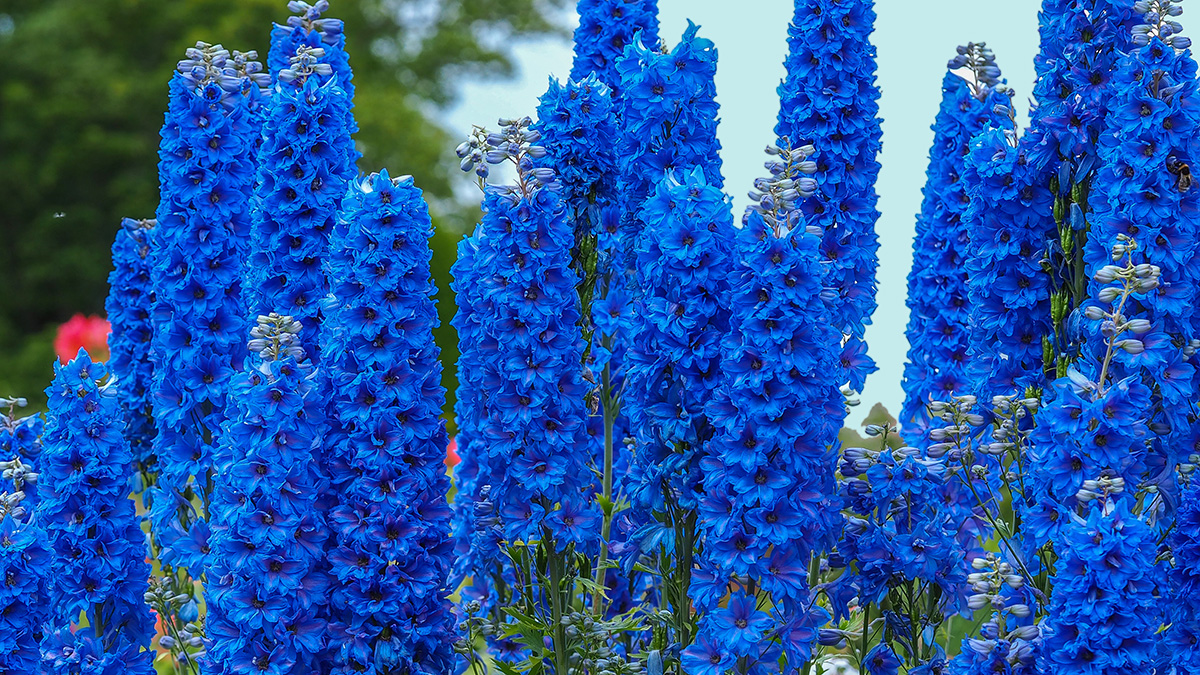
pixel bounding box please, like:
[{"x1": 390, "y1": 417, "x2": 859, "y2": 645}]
[{"x1": 0, "y1": 0, "x2": 566, "y2": 411}]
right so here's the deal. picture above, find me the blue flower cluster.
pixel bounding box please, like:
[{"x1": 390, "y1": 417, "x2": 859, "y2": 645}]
[
  {"x1": 623, "y1": 167, "x2": 733, "y2": 556},
  {"x1": 687, "y1": 205, "x2": 842, "y2": 672},
  {"x1": 1170, "y1": 478, "x2": 1200, "y2": 668},
  {"x1": 149, "y1": 43, "x2": 267, "y2": 570},
  {"x1": 323, "y1": 172, "x2": 456, "y2": 674},
  {"x1": 948, "y1": 555, "x2": 1040, "y2": 675},
  {"x1": 533, "y1": 75, "x2": 619, "y2": 253},
  {"x1": 1084, "y1": 30, "x2": 1200, "y2": 469},
  {"x1": 0, "y1": 499, "x2": 50, "y2": 674},
  {"x1": 571, "y1": 0, "x2": 659, "y2": 94},
  {"x1": 205, "y1": 315, "x2": 330, "y2": 675},
  {"x1": 615, "y1": 22, "x2": 723, "y2": 272},
  {"x1": 775, "y1": 0, "x2": 883, "y2": 395},
  {"x1": 38, "y1": 351, "x2": 155, "y2": 674},
  {"x1": 105, "y1": 217, "x2": 158, "y2": 495},
  {"x1": 451, "y1": 145, "x2": 595, "y2": 561},
  {"x1": 902, "y1": 48, "x2": 1009, "y2": 440},
  {"x1": 1025, "y1": 0, "x2": 1140, "y2": 169},
  {"x1": 268, "y1": 0, "x2": 352, "y2": 97},
  {"x1": 246, "y1": 44, "x2": 356, "y2": 362},
  {"x1": 1040, "y1": 504, "x2": 1158, "y2": 673},
  {"x1": 0, "y1": 400, "x2": 42, "y2": 507},
  {"x1": 962, "y1": 120, "x2": 1055, "y2": 403}
]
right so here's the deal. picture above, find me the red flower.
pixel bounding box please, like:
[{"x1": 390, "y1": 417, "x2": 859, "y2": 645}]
[
  {"x1": 446, "y1": 437, "x2": 460, "y2": 468},
  {"x1": 54, "y1": 314, "x2": 111, "y2": 363}
]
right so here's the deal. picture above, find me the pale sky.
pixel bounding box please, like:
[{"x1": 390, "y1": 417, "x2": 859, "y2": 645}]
[{"x1": 447, "y1": 0, "x2": 1044, "y2": 425}]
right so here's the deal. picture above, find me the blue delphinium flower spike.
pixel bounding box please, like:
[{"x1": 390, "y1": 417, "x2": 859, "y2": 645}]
[
  {"x1": 245, "y1": 44, "x2": 356, "y2": 362},
  {"x1": 38, "y1": 350, "x2": 155, "y2": 674},
  {"x1": 1170, "y1": 475, "x2": 1200, "y2": 667},
  {"x1": 268, "y1": 0, "x2": 352, "y2": 97},
  {"x1": 105, "y1": 217, "x2": 158, "y2": 497},
  {"x1": 323, "y1": 171, "x2": 456, "y2": 673},
  {"x1": 688, "y1": 143, "x2": 842, "y2": 670},
  {"x1": 776, "y1": 0, "x2": 883, "y2": 399},
  {"x1": 615, "y1": 21, "x2": 723, "y2": 275},
  {"x1": 0, "y1": 398, "x2": 43, "y2": 509},
  {"x1": 571, "y1": 0, "x2": 659, "y2": 95},
  {"x1": 204, "y1": 314, "x2": 330, "y2": 675},
  {"x1": 902, "y1": 46, "x2": 1010, "y2": 443},
  {"x1": 0, "y1": 446, "x2": 49, "y2": 673},
  {"x1": 961, "y1": 112, "x2": 1054, "y2": 403},
  {"x1": 149, "y1": 43, "x2": 267, "y2": 571},
  {"x1": 1084, "y1": 10, "x2": 1200, "y2": 479}
]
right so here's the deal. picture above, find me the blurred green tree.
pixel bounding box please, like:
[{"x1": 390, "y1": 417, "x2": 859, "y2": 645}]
[{"x1": 0, "y1": 0, "x2": 567, "y2": 414}]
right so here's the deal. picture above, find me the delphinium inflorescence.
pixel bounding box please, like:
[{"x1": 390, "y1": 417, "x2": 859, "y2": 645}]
[
  {"x1": 1170, "y1": 474, "x2": 1200, "y2": 668},
  {"x1": 961, "y1": 102, "x2": 1055, "y2": 404},
  {"x1": 246, "y1": 43, "x2": 356, "y2": 361},
  {"x1": 621, "y1": 165, "x2": 735, "y2": 657},
  {"x1": 948, "y1": 555, "x2": 1040, "y2": 674},
  {"x1": 833, "y1": 416, "x2": 978, "y2": 672},
  {"x1": 149, "y1": 41, "x2": 266, "y2": 575},
  {"x1": 323, "y1": 171, "x2": 457, "y2": 673},
  {"x1": 268, "y1": 0, "x2": 351, "y2": 97},
  {"x1": 1019, "y1": 236, "x2": 1164, "y2": 672},
  {"x1": 38, "y1": 351, "x2": 156, "y2": 674},
  {"x1": 453, "y1": 117, "x2": 599, "y2": 671},
  {"x1": 0, "y1": 396, "x2": 42, "y2": 508},
  {"x1": 105, "y1": 217, "x2": 158, "y2": 499},
  {"x1": 775, "y1": 0, "x2": 883, "y2": 402},
  {"x1": 684, "y1": 142, "x2": 841, "y2": 674},
  {"x1": 0, "y1": 416, "x2": 48, "y2": 675},
  {"x1": 1026, "y1": 0, "x2": 1141, "y2": 376},
  {"x1": 1084, "y1": 1, "x2": 1200, "y2": 486},
  {"x1": 571, "y1": 0, "x2": 659, "y2": 94},
  {"x1": 614, "y1": 22, "x2": 723, "y2": 276},
  {"x1": 902, "y1": 46, "x2": 1010, "y2": 443},
  {"x1": 204, "y1": 314, "x2": 330, "y2": 675}
]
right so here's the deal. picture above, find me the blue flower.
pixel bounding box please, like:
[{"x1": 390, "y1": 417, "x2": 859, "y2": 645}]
[
  {"x1": 37, "y1": 350, "x2": 155, "y2": 674},
  {"x1": 615, "y1": 22, "x2": 723, "y2": 274},
  {"x1": 322, "y1": 172, "x2": 457, "y2": 674},
  {"x1": 205, "y1": 315, "x2": 330, "y2": 674},
  {"x1": 776, "y1": 0, "x2": 883, "y2": 397},
  {"x1": 0, "y1": 490, "x2": 51, "y2": 673},
  {"x1": 149, "y1": 44, "x2": 266, "y2": 571},
  {"x1": 571, "y1": 0, "x2": 659, "y2": 94},
  {"x1": 1169, "y1": 477, "x2": 1200, "y2": 668},
  {"x1": 903, "y1": 52, "x2": 1012, "y2": 443},
  {"x1": 105, "y1": 217, "x2": 158, "y2": 497}
]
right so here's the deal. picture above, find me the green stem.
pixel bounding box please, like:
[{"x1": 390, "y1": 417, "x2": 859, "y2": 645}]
[
  {"x1": 547, "y1": 537, "x2": 570, "y2": 675},
  {"x1": 591, "y1": 364, "x2": 617, "y2": 614}
]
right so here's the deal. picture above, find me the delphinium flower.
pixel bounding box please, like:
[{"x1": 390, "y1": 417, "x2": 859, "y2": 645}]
[
  {"x1": 452, "y1": 118, "x2": 597, "y2": 666},
  {"x1": 0, "y1": 397, "x2": 42, "y2": 507},
  {"x1": 570, "y1": 0, "x2": 659, "y2": 94},
  {"x1": 268, "y1": 0, "x2": 351, "y2": 97},
  {"x1": 961, "y1": 106, "x2": 1055, "y2": 404},
  {"x1": 1025, "y1": 0, "x2": 1140, "y2": 373},
  {"x1": 1083, "y1": 2, "x2": 1200, "y2": 474},
  {"x1": 1019, "y1": 238, "x2": 1163, "y2": 672},
  {"x1": 901, "y1": 45, "x2": 1010, "y2": 442},
  {"x1": 322, "y1": 171, "x2": 456, "y2": 673},
  {"x1": 205, "y1": 314, "x2": 329, "y2": 675},
  {"x1": 621, "y1": 164, "x2": 734, "y2": 651},
  {"x1": 245, "y1": 44, "x2": 356, "y2": 362},
  {"x1": 775, "y1": 0, "x2": 883, "y2": 397},
  {"x1": 614, "y1": 22, "x2": 723, "y2": 274},
  {"x1": 105, "y1": 217, "x2": 158, "y2": 497},
  {"x1": 685, "y1": 143, "x2": 842, "y2": 672},
  {"x1": 149, "y1": 42, "x2": 268, "y2": 571},
  {"x1": 1169, "y1": 474, "x2": 1200, "y2": 668},
  {"x1": 1039, "y1": 503, "x2": 1159, "y2": 672},
  {"x1": 948, "y1": 555, "x2": 1040, "y2": 675},
  {"x1": 37, "y1": 350, "x2": 155, "y2": 674},
  {"x1": 833, "y1": 422, "x2": 975, "y2": 669},
  {"x1": 0, "y1": 455, "x2": 48, "y2": 674}
]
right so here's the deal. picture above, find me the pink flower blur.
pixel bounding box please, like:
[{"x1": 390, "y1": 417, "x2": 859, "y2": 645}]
[{"x1": 54, "y1": 313, "x2": 111, "y2": 363}]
